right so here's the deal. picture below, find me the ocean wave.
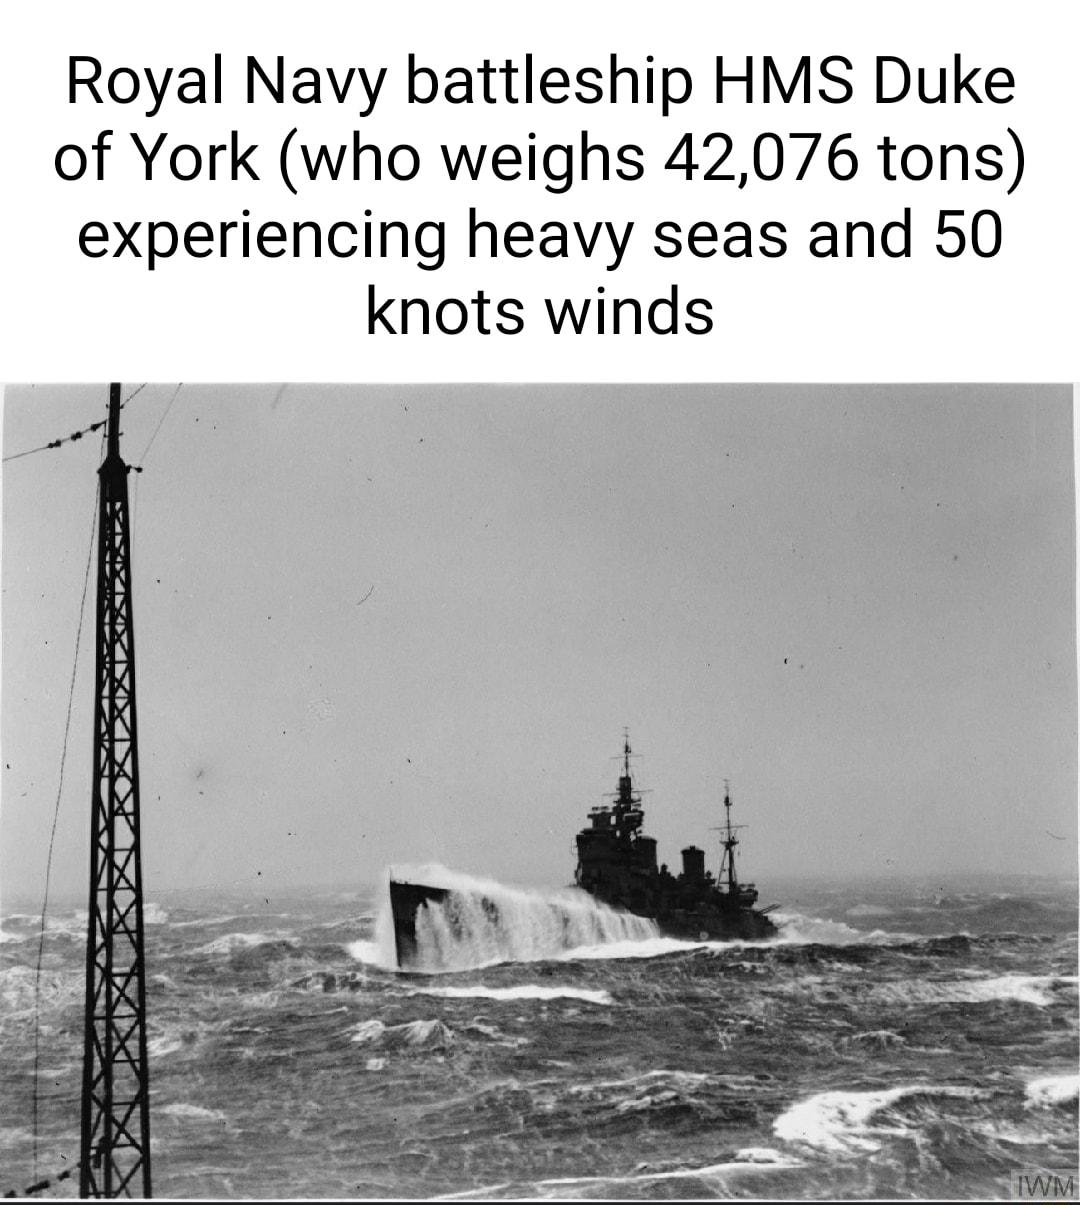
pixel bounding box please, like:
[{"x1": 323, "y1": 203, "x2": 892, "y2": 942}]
[
  {"x1": 37, "y1": 910, "x2": 88, "y2": 940},
  {"x1": 772, "y1": 911, "x2": 911, "y2": 945},
  {"x1": 0, "y1": 965, "x2": 81, "y2": 1018},
  {"x1": 524, "y1": 1149, "x2": 801, "y2": 1194},
  {"x1": 1025, "y1": 1074, "x2": 1080, "y2": 1108},
  {"x1": 432, "y1": 1150, "x2": 801, "y2": 1200},
  {"x1": 167, "y1": 913, "x2": 250, "y2": 929},
  {"x1": 566, "y1": 1068, "x2": 710, "y2": 1114},
  {"x1": 869, "y1": 974, "x2": 1077, "y2": 1008},
  {"x1": 24, "y1": 903, "x2": 166, "y2": 938},
  {"x1": 461, "y1": 1019, "x2": 530, "y2": 1048},
  {"x1": 192, "y1": 931, "x2": 295, "y2": 955},
  {"x1": 773, "y1": 1084, "x2": 986, "y2": 1153},
  {"x1": 350, "y1": 1018, "x2": 455, "y2": 1050},
  {"x1": 159, "y1": 1102, "x2": 228, "y2": 1123},
  {"x1": 292, "y1": 969, "x2": 368, "y2": 994},
  {"x1": 840, "y1": 1030, "x2": 907, "y2": 1051},
  {"x1": 147, "y1": 1035, "x2": 187, "y2": 1058},
  {"x1": 570, "y1": 1069, "x2": 709, "y2": 1096},
  {"x1": 409, "y1": 983, "x2": 613, "y2": 1005}
]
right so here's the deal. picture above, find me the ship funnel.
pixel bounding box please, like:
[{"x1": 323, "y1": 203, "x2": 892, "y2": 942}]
[{"x1": 681, "y1": 845, "x2": 706, "y2": 882}]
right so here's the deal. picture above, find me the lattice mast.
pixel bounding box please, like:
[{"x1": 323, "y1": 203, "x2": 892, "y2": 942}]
[{"x1": 79, "y1": 384, "x2": 152, "y2": 1198}]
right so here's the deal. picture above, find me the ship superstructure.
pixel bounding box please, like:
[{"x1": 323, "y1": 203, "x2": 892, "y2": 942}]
[{"x1": 573, "y1": 734, "x2": 776, "y2": 941}]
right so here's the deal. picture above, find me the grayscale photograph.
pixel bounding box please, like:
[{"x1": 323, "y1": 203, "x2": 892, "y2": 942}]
[{"x1": 1, "y1": 383, "x2": 1076, "y2": 1199}]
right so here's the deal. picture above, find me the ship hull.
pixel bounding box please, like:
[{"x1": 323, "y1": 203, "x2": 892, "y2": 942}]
[
  {"x1": 644, "y1": 905, "x2": 776, "y2": 942},
  {"x1": 388, "y1": 879, "x2": 451, "y2": 969},
  {"x1": 389, "y1": 879, "x2": 506, "y2": 969},
  {"x1": 579, "y1": 882, "x2": 777, "y2": 942}
]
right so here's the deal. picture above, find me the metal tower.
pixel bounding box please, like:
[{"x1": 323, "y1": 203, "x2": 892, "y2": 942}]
[
  {"x1": 79, "y1": 384, "x2": 152, "y2": 1198},
  {"x1": 714, "y1": 781, "x2": 746, "y2": 897}
]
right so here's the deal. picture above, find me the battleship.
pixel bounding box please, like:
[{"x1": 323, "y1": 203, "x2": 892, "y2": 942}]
[{"x1": 388, "y1": 735, "x2": 777, "y2": 967}]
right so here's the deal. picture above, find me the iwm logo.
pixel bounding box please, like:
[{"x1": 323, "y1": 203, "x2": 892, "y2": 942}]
[{"x1": 1011, "y1": 1170, "x2": 1079, "y2": 1201}]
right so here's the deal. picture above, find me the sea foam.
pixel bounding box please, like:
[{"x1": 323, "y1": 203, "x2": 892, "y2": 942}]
[
  {"x1": 773, "y1": 1084, "x2": 985, "y2": 1153},
  {"x1": 159, "y1": 1102, "x2": 228, "y2": 1123},
  {"x1": 350, "y1": 1018, "x2": 455, "y2": 1049},
  {"x1": 433, "y1": 1151, "x2": 800, "y2": 1201},
  {"x1": 1025, "y1": 1074, "x2": 1080, "y2": 1107},
  {"x1": 193, "y1": 931, "x2": 293, "y2": 955},
  {"x1": 409, "y1": 983, "x2": 613, "y2": 1005},
  {"x1": 870, "y1": 974, "x2": 1077, "y2": 1008},
  {"x1": 525, "y1": 1149, "x2": 801, "y2": 1193}
]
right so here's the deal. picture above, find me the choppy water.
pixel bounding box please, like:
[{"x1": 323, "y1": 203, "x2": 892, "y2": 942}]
[{"x1": 1, "y1": 872, "x2": 1076, "y2": 1199}]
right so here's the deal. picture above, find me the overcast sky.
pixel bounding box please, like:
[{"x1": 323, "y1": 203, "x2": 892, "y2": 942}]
[{"x1": 1, "y1": 384, "x2": 1075, "y2": 905}]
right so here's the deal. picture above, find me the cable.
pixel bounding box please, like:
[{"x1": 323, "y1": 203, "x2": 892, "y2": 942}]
[
  {"x1": 121, "y1": 382, "x2": 148, "y2": 408},
  {"x1": 3, "y1": 383, "x2": 148, "y2": 464},
  {"x1": 138, "y1": 382, "x2": 182, "y2": 464},
  {"x1": 2, "y1": 421, "x2": 105, "y2": 463},
  {"x1": 131, "y1": 382, "x2": 179, "y2": 540},
  {"x1": 3, "y1": 1160, "x2": 80, "y2": 1197},
  {"x1": 30, "y1": 471, "x2": 100, "y2": 1179}
]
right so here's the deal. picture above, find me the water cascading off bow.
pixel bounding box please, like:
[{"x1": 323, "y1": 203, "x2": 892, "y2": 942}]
[{"x1": 386, "y1": 866, "x2": 658, "y2": 971}]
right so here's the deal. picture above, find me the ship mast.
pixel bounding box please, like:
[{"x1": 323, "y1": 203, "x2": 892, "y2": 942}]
[
  {"x1": 717, "y1": 780, "x2": 744, "y2": 896},
  {"x1": 610, "y1": 729, "x2": 644, "y2": 839},
  {"x1": 79, "y1": 384, "x2": 152, "y2": 1198}
]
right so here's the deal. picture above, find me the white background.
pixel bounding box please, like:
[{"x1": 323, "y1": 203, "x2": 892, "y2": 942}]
[{"x1": 0, "y1": 0, "x2": 1077, "y2": 382}]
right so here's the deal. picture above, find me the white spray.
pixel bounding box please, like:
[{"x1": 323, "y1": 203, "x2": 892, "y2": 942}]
[{"x1": 380, "y1": 865, "x2": 658, "y2": 971}]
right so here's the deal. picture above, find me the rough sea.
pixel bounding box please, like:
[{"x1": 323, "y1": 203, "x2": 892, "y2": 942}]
[{"x1": 1, "y1": 872, "x2": 1077, "y2": 1200}]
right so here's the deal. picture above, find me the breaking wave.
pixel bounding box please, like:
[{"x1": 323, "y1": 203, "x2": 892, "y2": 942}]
[
  {"x1": 773, "y1": 1084, "x2": 987, "y2": 1153},
  {"x1": 443, "y1": 1148, "x2": 802, "y2": 1199},
  {"x1": 159, "y1": 1102, "x2": 229, "y2": 1123},
  {"x1": 771, "y1": 911, "x2": 909, "y2": 945},
  {"x1": 867, "y1": 973, "x2": 1078, "y2": 1008},
  {"x1": 0, "y1": 965, "x2": 81, "y2": 1018},
  {"x1": 558, "y1": 935, "x2": 697, "y2": 961},
  {"x1": 193, "y1": 931, "x2": 295, "y2": 955},
  {"x1": 1025, "y1": 1074, "x2": 1080, "y2": 1107},
  {"x1": 536, "y1": 1152, "x2": 802, "y2": 1187},
  {"x1": 409, "y1": 983, "x2": 613, "y2": 1005},
  {"x1": 41, "y1": 910, "x2": 88, "y2": 940},
  {"x1": 350, "y1": 1017, "x2": 456, "y2": 1050},
  {"x1": 558, "y1": 910, "x2": 906, "y2": 961}
]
